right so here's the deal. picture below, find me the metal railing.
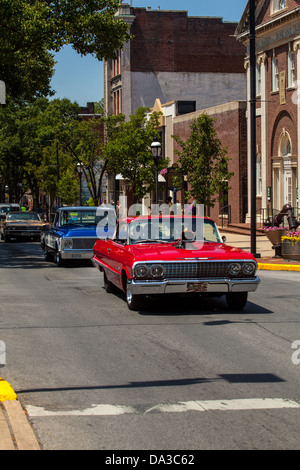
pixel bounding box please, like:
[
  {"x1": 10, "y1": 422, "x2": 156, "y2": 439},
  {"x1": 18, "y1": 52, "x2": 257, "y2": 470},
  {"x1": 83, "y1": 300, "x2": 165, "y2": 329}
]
[{"x1": 220, "y1": 205, "x2": 231, "y2": 228}]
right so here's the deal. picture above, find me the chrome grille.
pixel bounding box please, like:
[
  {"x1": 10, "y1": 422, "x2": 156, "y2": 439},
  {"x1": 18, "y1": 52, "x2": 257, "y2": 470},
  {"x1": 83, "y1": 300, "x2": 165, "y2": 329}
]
[
  {"x1": 161, "y1": 262, "x2": 251, "y2": 279},
  {"x1": 71, "y1": 238, "x2": 97, "y2": 250}
]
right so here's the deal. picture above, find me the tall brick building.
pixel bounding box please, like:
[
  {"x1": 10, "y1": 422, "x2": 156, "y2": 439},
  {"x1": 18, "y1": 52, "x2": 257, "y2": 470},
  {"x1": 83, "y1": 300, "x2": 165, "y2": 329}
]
[
  {"x1": 104, "y1": 4, "x2": 247, "y2": 119},
  {"x1": 236, "y1": 0, "x2": 300, "y2": 220}
]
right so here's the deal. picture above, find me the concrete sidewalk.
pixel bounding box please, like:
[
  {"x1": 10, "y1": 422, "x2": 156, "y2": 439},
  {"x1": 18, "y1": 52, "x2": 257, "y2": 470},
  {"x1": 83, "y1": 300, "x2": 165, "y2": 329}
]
[{"x1": 219, "y1": 230, "x2": 300, "y2": 271}]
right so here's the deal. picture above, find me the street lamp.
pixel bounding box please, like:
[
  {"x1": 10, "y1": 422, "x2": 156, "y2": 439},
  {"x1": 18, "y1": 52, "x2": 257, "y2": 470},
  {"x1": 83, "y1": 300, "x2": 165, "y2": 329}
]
[
  {"x1": 76, "y1": 162, "x2": 83, "y2": 206},
  {"x1": 151, "y1": 138, "x2": 162, "y2": 205}
]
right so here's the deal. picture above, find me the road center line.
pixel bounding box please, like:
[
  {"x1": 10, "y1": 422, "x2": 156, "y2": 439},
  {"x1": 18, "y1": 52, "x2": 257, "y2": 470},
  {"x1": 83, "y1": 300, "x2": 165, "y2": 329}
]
[{"x1": 26, "y1": 398, "x2": 300, "y2": 417}]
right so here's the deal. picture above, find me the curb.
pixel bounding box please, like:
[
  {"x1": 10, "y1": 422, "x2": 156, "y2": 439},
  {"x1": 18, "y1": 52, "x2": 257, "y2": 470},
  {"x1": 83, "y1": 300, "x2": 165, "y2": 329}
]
[
  {"x1": 0, "y1": 378, "x2": 40, "y2": 450},
  {"x1": 257, "y1": 263, "x2": 300, "y2": 271}
]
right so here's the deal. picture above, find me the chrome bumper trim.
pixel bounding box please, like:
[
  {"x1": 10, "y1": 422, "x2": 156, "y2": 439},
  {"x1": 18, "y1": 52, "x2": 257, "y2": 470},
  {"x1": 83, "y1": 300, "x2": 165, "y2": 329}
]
[
  {"x1": 128, "y1": 277, "x2": 260, "y2": 295},
  {"x1": 60, "y1": 250, "x2": 93, "y2": 260}
]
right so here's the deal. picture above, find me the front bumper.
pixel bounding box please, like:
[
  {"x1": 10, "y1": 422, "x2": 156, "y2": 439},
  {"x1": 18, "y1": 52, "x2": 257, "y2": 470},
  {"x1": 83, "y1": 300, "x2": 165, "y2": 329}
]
[
  {"x1": 60, "y1": 250, "x2": 93, "y2": 260},
  {"x1": 5, "y1": 230, "x2": 41, "y2": 238},
  {"x1": 128, "y1": 277, "x2": 260, "y2": 295}
]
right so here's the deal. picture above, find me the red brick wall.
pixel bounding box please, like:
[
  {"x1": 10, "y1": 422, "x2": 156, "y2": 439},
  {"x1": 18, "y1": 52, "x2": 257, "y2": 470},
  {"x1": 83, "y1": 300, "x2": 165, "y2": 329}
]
[
  {"x1": 130, "y1": 8, "x2": 246, "y2": 74},
  {"x1": 257, "y1": 0, "x2": 299, "y2": 24},
  {"x1": 172, "y1": 103, "x2": 247, "y2": 224},
  {"x1": 264, "y1": 45, "x2": 298, "y2": 197}
]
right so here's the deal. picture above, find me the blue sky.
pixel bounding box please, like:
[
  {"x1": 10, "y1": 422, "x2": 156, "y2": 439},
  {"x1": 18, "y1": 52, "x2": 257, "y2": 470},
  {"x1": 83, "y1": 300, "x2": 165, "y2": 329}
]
[{"x1": 50, "y1": 0, "x2": 248, "y2": 106}]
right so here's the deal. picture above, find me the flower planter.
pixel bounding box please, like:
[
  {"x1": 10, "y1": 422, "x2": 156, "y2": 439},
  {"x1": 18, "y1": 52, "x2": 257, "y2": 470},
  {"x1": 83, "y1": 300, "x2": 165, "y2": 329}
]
[
  {"x1": 264, "y1": 229, "x2": 287, "y2": 246},
  {"x1": 263, "y1": 228, "x2": 287, "y2": 258},
  {"x1": 281, "y1": 238, "x2": 300, "y2": 261}
]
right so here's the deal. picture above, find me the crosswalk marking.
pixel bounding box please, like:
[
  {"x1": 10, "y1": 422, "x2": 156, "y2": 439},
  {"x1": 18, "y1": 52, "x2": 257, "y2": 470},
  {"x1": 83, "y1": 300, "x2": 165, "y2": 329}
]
[{"x1": 26, "y1": 398, "x2": 300, "y2": 417}]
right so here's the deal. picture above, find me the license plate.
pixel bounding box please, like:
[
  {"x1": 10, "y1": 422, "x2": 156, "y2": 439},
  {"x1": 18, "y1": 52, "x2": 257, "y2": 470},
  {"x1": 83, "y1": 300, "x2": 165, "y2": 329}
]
[
  {"x1": 187, "y1": 282, "x2": 208, "y2": 292},
  {"x1": 72, "y1": 254, "x2": 81, "y2": 258}
]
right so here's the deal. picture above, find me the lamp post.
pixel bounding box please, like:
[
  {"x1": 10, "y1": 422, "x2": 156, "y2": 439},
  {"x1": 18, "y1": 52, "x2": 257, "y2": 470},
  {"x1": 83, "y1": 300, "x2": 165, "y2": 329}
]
[
  {"x1": 151, "y1": 138, "x2": 162, "y2": 205},
  {"x1": 249, "y1": 0, "x2": 258, "y2": 257},
  {"x1": 76, "y1": 162, "x2": 83, "y2": 206}
]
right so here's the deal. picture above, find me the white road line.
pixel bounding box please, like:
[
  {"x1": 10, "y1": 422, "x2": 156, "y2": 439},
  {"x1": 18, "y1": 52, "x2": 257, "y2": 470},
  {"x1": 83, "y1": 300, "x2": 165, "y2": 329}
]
[
  {"x1": 26, "y1": 398, "x2": 300, "y2": 417},
  {"x1": 26, "y1": 404, "x2": 137, "y2": 417}
]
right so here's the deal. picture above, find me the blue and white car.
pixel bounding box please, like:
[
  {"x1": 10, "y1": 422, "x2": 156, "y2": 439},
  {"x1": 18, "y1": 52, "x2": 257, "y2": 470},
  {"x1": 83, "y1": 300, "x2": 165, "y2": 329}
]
[{"x1": 41, "y1": 206, "x2": 116, "y2": 266}]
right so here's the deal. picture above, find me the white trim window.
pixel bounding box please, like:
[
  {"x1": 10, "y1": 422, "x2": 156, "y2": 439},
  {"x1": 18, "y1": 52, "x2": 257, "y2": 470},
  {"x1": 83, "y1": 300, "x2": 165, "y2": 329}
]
[
  {"x1": 272, "y1": 56, "x2": 279, "y2": 92},
  {"x1": 288, "y1": 50, "x2": 295, "y2": 88},
  {"x1": 273, "y1": 0, "x2": 287, "y2": 13},
  {"x1": 256, "y1": 154, "x2": 262, "y2": 197},
  {"x1": 256, "y1": 62, "x2": 262, "y2": 96}
]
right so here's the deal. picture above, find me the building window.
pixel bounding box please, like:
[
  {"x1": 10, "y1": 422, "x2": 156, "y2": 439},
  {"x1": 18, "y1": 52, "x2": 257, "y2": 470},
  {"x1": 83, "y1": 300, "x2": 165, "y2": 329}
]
[
  {"x1": 273, "y1": 0, "x2": 287, "y2": 13},
  {"x1": 256, "y1": 62, "x2": 261, "y2": 96},
  {"x1": 113, "y1": 89, "x2": 121, "y2": 115},
  {"x1": 113, "y1": 50, "x2": 120, "y2": 77},
  {"x1": 272, "y1": 56, "x2": 279, "y2": 92},
  {"x1": 288, "y1": 51, "x2": 295, "y2": 88},
  {"x1": 256, "y1": 154, "x2": 262, "y2": 196}
]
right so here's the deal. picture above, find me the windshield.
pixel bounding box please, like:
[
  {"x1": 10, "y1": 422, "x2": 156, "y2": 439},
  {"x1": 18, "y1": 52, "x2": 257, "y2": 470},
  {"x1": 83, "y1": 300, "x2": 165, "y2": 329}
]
[
  {"x1": 127, "y1": 217, "x2": 221, "y2": 244},
  {"x1": 60, "y1": 210, "x2": 114, "y2": 227},
  {"x1": 7, "y1": 212, "x2": 41, "y2": 222}
]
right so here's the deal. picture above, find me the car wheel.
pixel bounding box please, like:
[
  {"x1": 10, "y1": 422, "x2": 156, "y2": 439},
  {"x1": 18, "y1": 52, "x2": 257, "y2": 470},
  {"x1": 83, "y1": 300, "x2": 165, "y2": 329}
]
[
  {"x1": 125, "y1": 278, "x2": 144, "y2": 311},
  {"x1": 4, "y1": 235, "x2": 11, "y2": 242},
  {"x1": 44, "y1": 250, "x2": 54, "y2": 262},
  {"x1": 226, "y1": 292, "x2": 248, "y2": 310},
  {"x1": 103, "y1": 272, "x2": 115, "y2": 293}
]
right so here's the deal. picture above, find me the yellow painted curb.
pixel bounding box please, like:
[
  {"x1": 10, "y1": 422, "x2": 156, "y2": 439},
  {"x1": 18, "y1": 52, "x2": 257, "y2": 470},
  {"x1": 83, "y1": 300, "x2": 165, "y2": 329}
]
[
  {"x1": 0, "y1": 377, "x2": 17, "y2": 402},
  {"x1": 257, "y1": 263, "x2": 300, "y2": 271}
]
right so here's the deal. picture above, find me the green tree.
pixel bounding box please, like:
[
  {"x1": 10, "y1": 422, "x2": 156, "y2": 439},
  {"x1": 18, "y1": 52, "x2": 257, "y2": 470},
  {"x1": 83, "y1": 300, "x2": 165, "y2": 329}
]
[
  {"x1": 0, "y1": 98, "x2": 81, "y2": 206},
  {"x1": 0, "y1": 0, "x2": 130, "y2": 100},
  {"x1": 103, "y1": 108, "x2": 169, "y2": 202},
  {"x1": 173, "y1": 113, "x2": 233, "y2": 213}
]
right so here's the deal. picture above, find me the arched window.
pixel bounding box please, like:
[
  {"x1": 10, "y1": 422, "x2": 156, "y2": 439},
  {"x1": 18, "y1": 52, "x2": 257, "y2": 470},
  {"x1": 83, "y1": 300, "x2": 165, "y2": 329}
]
[{"x1": 272, "y1": 0, "x2": 287, "y2": 13}]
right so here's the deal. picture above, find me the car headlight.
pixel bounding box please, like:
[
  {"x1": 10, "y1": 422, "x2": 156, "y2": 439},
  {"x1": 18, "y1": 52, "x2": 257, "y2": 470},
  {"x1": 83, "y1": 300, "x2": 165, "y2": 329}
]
[
  {"x1": 63, "y1": 238, "x2": 73, "y2": 249},
  {"x1": 228, "y1": 263, "x2": 241, "y2": 276},
  {"x1": 135, "y1": 264, "x2": 149, "y2": 278},
  {"x1": 242, "y1": 262, "x2": 256, "y2": 276},
  {"x1": 150, "y1": 264, "x2": 164, "y2": 278}
]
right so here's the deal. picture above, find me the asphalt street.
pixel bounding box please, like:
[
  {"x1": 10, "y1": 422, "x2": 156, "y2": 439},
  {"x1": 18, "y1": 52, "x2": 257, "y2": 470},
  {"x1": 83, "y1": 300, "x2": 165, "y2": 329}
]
[{"x1": 0, "y1": 239, "x2": 300, "y2": 450}]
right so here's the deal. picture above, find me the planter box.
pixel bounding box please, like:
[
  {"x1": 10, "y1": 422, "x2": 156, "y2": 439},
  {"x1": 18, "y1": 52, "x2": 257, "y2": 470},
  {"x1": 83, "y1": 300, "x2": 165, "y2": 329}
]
[
  {"x1": 264, "y1": 229, "x2": 287, "y2": 257},
  {"x1": 264, "y1": 229, "x2": 287, "y2": 246},
  {"x1": 282, "y1": 239, "x2": 300, "y2": 261}
]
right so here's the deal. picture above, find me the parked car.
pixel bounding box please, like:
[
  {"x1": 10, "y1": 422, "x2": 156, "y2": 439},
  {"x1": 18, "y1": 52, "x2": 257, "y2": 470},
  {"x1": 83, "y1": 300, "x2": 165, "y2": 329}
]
[
  {"x1": 41, "y1": 206, "x2": 116, "y2": 266},
  {"x1": 1, "y1": 211, "x2": 47, "y2": 242},
  {"x1": 92, "y1": 215, "x2": 260, "y2": 310}
]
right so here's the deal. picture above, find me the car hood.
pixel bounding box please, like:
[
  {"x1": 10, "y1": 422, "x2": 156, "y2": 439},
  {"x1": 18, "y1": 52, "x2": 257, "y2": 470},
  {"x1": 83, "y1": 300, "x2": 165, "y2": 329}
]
[
  {"x1": 129, "y1": 242, "x2": 256, "y2": 262},
  {"x1": 54, "y1": 226, "x2": 113, "y2": 238}
]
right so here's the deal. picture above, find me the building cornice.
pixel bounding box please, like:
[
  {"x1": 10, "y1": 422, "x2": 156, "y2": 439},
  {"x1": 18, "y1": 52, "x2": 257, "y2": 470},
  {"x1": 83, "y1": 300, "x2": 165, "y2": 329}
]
[{"x1": 236, "y1": 6, "x2": 300, "y2": 44}]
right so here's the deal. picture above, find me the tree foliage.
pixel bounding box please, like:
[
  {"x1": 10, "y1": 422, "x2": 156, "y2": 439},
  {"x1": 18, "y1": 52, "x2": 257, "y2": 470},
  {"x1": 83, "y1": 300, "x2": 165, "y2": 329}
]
[
  {"x1": 103, "y1": 108, "x2": 169, "y2": 201},
  {"x1": 0, "y1": 0, "x2": 130, "y2": 100},
  {"x1": 173, "y1": 113, "x2": 233, "y2": 210}
]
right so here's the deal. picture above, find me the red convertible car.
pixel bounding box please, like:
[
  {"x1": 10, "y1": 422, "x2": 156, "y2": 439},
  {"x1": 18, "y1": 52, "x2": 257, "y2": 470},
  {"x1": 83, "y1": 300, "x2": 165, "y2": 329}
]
[{"x1": 92, "y1": 215, "x2": 260, "y2": 311}]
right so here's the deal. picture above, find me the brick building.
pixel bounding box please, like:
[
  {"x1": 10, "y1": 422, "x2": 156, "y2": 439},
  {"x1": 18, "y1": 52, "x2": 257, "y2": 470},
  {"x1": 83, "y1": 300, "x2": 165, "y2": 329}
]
[
  {"x1": 145, "y1": 99, "x2": 248, "y2": 225},
  {"x1": 103, "y1": 4, "x2": 249, "y2": 219},
  {"x1": 104, "y1": 4, "x2": 247, "y2": 119},
  {"x1": 236, "y1": 0, "x2": 300, "y2": 221}
]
